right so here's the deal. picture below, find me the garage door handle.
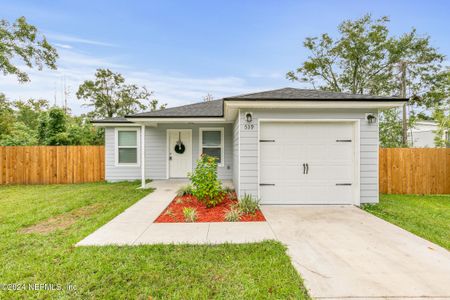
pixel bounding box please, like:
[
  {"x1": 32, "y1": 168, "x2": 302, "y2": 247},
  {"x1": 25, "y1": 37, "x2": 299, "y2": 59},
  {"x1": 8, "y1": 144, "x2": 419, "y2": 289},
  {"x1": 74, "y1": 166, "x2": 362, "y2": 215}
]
[
  {"x1": 306, "y1": 163, "x2": 309, "y2": 174},
  {"x1": 302, "y1": 163, "x2": 306, "y2": 174},
  {"x1": 336, "y1": 183, "x2": 352, "y2": 186},
  {"x1": 260, "y1": 183, "x2": 275, "y2": 186}
]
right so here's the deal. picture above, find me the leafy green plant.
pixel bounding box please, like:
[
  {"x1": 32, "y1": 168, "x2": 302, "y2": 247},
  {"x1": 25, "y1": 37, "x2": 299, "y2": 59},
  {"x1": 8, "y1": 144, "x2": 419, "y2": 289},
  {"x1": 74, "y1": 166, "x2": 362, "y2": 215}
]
[
  {"x1": 182, "y1": 207, "x2": 197, "y2": 222},
  {"x1": 188, "y1": 155, "x2": 224, "y2": 207},
  {"x1": 238, "y1": 194, "x2": 261, "y2": 214},
  {"x1": 164, "y1": 208, "x2": 178, "y2": 221},
  {"x1": 176, "y1": 185, "x2": 193, "y2": 197},
  {"x1": 224, "y1": 204, "x2": 242, "y2": 222}
]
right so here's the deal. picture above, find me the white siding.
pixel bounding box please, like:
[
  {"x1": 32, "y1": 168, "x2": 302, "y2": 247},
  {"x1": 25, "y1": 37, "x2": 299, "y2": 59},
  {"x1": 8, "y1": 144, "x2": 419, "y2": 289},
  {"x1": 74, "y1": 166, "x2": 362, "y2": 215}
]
[
  {"x1": 105, "y1": 123, "x2": 233, "y2": 181},
  {"x1": 238, "y1": 108, "x2": 379, "y2": 204},
  {"x1": 105, "y1": 127, "x2": 141, "y2": 181}
]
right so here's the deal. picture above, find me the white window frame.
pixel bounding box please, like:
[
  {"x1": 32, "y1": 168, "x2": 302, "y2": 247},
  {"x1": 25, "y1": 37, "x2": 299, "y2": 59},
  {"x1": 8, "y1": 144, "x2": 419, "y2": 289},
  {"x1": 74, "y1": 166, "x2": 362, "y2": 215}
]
[
  {"x1": 115, "y1": 127, "x2": 140, "y2": 167},
  {"x1": 199, "y1": 127, "x2": 224, "y2": 167}
]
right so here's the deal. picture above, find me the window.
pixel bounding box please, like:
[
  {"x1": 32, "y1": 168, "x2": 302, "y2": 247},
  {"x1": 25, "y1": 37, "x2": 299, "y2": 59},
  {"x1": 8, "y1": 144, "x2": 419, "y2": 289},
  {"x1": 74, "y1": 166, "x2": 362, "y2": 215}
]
[
  {"x1": 200, "y1": 128, "x2": 224, "y2": 166},
  {"x1": 116, "y1": 128, "x2": 140, "y2": 166}
]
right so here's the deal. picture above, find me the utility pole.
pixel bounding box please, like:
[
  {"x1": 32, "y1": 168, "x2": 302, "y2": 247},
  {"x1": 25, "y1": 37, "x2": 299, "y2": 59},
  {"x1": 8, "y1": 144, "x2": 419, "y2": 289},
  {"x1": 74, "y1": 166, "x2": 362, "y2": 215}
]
[
  {"x1": 400, "y1": 61, "x2": 408, "y2": 146},
  {"x1": 63, "y1": 76, "x2": 70, "y2": 114}
]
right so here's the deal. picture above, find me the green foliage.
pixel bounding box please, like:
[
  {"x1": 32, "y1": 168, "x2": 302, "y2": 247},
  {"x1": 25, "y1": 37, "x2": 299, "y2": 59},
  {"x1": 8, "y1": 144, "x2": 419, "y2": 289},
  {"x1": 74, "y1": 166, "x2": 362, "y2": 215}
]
[
  {"x1": 182, "y1": 207, "x2": 197, "y2": 222},
  {"x1": 379, "y1": 108, "x2": 404, "y2": 147},
  {"x1": 188, "y1": 155, "x2": 224, "y2": 207},
  {"x1": 76, "y1": 68, "x2": 167, "y2": 118},
  {"x1": 363, "y1": 194, "x2": 450, "y2": 250},
  {"x1": 0, "y1": 182, "x2": 309, "y2": 298},
  {"x1": 0, "y1": 122, "x2": 38, "y2": 146},
  {"x1": 432, "y1": 104, "x2": 450, "y2": 148},
  {"x1": 0, "y1": 16, "x2": 58, "y2": 82},
  {"x1": 0, "y1": 93, "x2": 15, "y2": 137},
  {"x1": 13, "y1": 98, "x2": 49, "y2": 129},
  {"x1": 177, "y1": 185, "x2": 193, "y2": 197},
  {"x1": 224, "y1": 204, "x2": 243, "y2": 222},
  {"x1": 45, "y1": 107, "x2": 69, "y2": 145},
  {"x1": 0, "y1": 94, "x2": 103, "y2": 146},
  {"x1": 238, "y1": 194, "x2": 261, "y2": 214},
  {"x1": 287, "y1": 14, "x2": 446, "y2": 145}
]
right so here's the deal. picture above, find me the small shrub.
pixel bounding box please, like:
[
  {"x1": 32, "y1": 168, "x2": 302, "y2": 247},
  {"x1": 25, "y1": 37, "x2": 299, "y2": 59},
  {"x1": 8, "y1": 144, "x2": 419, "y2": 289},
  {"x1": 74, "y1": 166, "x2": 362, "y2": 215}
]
[
  {"x1": 224, "y1": 205, "x2": 242, "y2": 222},
  {"x1": 188, "y1": 155, "x2": 224, "y2": 207},
  {"x1": 238, "y1": 194, "x2": 261, "y2": 214},
  {"x1": 182, "y1": 207, "x2": 197, "y2": 222},
  {"x1": 227, "y1": 192, "x2": 237, "y2": 201},
  {"x1": 164, "y1": 209, "x2": 177, "y2": 221},
  {"x1": 177, "y1": 185, "x2": 193, "y2": 197}
]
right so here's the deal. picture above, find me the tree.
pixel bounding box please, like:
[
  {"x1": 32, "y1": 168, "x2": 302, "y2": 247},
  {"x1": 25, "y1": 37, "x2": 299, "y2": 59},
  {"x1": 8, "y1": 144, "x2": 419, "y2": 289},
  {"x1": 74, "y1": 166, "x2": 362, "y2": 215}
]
[
  {"x1": 0, "y1": 93, "x2": 15, "y2": 136},
  {"x1": 37, "y1": 107, "x2": 70, "y2": 145},
  {"x1": 379, "y1": 108, "x2": 403, "y2": 147},
  {"x1": 0, "y1": 122, "x2": 38, "y2": 146},
  {"x1": 428, "y1": 69, "x2": 450, "y2": 147},
  {"x1": 148, "y1": 99, "x2": 167, "y2": 111},
  {"x1": 76, "y1": 69, "x2": 162, "y2": 118},
  {"x1": 13, "y1": 98, "x2": 49, "y2": 129},
  {"x1": 287, "y1": 14, "x2": 446, "y2": 146},
  {"x1": 0, "y1": 16, "x2": 58, "y2": 82}
]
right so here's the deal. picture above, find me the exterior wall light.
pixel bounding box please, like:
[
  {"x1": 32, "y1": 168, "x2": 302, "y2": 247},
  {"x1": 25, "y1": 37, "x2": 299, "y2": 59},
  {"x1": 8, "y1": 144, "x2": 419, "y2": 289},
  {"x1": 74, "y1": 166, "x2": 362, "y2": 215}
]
[
  {"x1": 245, "y1": 112, "x2": 253, "y2": 123},
  {"x1": 366, "y1": 113, "x2": 377, "y2": 124}
]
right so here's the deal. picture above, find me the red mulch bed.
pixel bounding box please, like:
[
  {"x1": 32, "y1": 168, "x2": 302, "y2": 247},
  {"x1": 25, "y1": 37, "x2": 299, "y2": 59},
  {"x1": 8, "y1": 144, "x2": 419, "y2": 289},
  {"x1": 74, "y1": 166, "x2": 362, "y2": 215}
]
[{"x1": 155, "y1": 192, "x2": 265, "y2": 223}]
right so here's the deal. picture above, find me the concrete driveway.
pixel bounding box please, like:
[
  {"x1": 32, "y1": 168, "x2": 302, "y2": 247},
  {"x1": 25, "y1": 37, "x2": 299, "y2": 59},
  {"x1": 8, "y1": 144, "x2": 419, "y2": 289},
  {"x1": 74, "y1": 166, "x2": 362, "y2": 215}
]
[{"x1": 262, "y1": 205, "x2": 450, "y2": 299}]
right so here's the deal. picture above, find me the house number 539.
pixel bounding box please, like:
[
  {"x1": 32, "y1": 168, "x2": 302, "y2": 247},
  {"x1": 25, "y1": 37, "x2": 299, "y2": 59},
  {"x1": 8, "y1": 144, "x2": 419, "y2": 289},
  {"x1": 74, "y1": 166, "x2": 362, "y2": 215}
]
[{"x1": 244, "y1": 124, "x2": 254, "y2": 130}]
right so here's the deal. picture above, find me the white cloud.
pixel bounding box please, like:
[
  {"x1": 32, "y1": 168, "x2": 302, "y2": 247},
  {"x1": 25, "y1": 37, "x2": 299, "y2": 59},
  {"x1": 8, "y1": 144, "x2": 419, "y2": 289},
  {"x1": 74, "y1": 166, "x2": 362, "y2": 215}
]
[
  {"x1": 1, "y1": 44, "x2": 276, "y2": 115},
  {"x1": 46, "y1": 33, "x2": 117, "y2": 47},
  {"x1": 54, "y1": 43, "x2": 73, "y2": 49}
]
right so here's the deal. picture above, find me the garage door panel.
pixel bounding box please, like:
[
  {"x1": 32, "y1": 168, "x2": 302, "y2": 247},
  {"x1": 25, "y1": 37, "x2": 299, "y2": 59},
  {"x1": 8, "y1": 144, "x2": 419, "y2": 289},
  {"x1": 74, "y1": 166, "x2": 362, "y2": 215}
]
[
  {"x1": 307, "y1": 165, "x2": 353, "y2": 181},
  {"x1": 260, "y1": 185, "x2": 353, "y2": 204},
  {"x1": 260, "y1": 122, "x2": 355, "y2": 205},
  {"x1": 260, "y1": 144, "x2": 282, "y2": 161},
  {"x1": 260, "y1": 165, "x2": 301, "y2": 182}
]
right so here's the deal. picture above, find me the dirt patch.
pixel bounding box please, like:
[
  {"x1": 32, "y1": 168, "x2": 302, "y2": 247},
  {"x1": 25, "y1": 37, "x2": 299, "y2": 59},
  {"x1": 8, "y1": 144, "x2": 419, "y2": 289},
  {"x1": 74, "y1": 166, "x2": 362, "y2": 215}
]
[
  {"x1": 155, "y1": 193, "x2": 265, "y2": 223},
  {"x1": 20, "y1": 203, "x2": 104, "y2": 234}
]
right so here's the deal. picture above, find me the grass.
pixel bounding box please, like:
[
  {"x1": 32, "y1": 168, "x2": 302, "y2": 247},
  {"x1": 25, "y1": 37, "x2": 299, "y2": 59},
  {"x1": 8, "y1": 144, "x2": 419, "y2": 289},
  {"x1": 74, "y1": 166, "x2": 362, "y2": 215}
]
[
  {"x1": 362, "y1": 194, "x2": 450, "y2": 250},
  {"x1": 0, "y1": 182, "x2": 309, "y2": 299}
]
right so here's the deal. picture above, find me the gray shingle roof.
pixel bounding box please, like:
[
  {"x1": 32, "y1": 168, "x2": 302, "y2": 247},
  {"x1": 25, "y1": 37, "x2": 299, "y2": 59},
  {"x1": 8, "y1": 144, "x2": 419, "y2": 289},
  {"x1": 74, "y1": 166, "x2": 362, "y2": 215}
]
[
  {"x1": 224, "y1": 87, "x2": 405, "y2": 100},
  {"x1": 92, "y1": 88, "x2": 407, "y2": 123},
  {"x1": 126, "y1": 99, "x2": 223, "y2": 118},
  {"x1": 91, "y1": 117, "x2": 133, "y2": 124}
]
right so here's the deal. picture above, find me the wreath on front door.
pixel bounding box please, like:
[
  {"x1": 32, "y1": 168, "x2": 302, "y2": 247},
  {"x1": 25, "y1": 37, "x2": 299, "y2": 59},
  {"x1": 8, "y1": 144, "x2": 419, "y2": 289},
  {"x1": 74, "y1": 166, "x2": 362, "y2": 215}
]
[{"x1": 174, "y1": 132, "x2": 186, "y2": 154}]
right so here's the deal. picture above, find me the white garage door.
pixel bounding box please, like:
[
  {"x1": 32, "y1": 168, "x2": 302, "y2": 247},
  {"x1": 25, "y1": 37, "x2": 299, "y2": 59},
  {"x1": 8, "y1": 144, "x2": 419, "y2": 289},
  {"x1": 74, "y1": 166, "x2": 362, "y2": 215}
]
[{"x1": 259, "y1": 122, "x2": 355, "y2": 204}]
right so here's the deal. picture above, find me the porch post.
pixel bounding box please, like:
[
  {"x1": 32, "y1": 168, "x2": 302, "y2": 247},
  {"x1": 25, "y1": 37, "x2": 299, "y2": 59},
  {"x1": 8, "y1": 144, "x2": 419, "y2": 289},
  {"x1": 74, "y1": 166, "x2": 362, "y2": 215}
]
[{"x1": 141, "y1": 125, "x2": 145, "y2": 188}]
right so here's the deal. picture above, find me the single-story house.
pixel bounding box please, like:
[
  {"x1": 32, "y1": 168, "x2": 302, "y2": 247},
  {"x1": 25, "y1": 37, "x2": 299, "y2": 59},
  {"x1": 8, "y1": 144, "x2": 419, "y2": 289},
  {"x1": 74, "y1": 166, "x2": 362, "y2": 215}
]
[{"x1": 92, "y1": 88, "x2": 407, "y2": 205}]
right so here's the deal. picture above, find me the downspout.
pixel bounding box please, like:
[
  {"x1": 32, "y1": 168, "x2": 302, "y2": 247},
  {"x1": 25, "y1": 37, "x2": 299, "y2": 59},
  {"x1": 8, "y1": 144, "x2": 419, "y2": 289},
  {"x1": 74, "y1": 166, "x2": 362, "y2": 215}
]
[{"x1": 141, "y1": 125, "x2": 145, "y2": 188}]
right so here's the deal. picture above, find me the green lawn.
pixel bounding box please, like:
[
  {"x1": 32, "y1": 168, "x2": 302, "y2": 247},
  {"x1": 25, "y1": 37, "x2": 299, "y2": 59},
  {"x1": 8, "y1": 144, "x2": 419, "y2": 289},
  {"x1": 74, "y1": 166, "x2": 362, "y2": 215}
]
[
  {"x1": 0, "y1": 182, "x2": 309, "y2": 299},
  {"x1": 362, "y1": 194, "x2": 450, "y2": 250}
]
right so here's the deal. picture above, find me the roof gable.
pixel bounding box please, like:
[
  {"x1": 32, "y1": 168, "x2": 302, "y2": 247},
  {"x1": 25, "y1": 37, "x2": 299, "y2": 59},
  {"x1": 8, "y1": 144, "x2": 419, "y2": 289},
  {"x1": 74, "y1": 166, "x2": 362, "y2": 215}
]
[
  {"x1": 126, "y1": 99, "x2": 223, "y2": 118},
  {"x1": 92, "y1": 88, "x2": 407, "y2": 123}
]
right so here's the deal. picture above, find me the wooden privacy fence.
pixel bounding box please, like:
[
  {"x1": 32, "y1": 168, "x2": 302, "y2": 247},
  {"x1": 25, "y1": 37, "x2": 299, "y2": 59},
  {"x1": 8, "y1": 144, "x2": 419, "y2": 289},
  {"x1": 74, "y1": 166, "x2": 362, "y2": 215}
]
[
  {"x1": 0, "y1": 146, "x2": 105, "y2": 185},
  {"x1": 379, "y1": 148, "x2": 450, "y2": 194}
]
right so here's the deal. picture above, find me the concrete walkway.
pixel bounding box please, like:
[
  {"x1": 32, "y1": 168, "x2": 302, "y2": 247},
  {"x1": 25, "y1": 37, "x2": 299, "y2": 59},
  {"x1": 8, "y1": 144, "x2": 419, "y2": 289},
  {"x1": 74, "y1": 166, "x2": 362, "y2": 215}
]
[
  {"x1": 77, "y1": 180, "x2": 275, "y2": 246},
  {"x1": 262, "y1": 205, "x2": 450, "y2": 299}
]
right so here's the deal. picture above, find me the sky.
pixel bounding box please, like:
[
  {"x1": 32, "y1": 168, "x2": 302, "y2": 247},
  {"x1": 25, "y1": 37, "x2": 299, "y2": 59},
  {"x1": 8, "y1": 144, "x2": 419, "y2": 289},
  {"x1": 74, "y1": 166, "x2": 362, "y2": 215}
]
[{"x1": 1, "y1": 0, "x2": 449, "y2": 115}]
